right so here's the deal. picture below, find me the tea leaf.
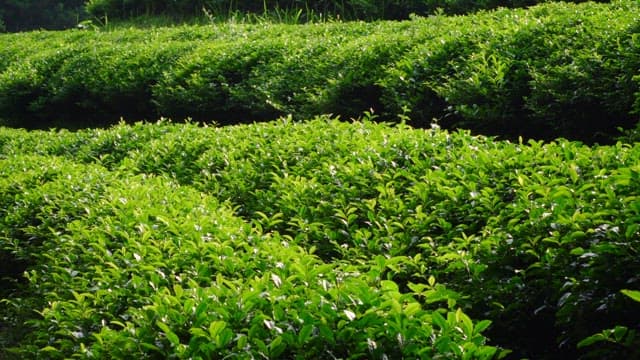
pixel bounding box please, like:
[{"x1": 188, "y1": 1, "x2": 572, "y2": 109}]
[{"x1": 621, "y1": 289, "x2": 640, "y2": 303}]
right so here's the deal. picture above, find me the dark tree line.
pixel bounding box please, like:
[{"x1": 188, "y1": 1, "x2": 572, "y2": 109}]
[{"x1": 0, "y1": 0, "x2": 86, "y2": 32}]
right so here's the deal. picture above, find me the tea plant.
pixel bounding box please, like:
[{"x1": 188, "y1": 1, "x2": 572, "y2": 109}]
[
  {"x1": 1, "y1": 0, "x2": 639, "y2": 141},
  {"x1": 84, "y1": 0, "x2": 605, "y2": 22},
  {"x1": 0, "y1": 133, "x2": 503, "y2": 358}
]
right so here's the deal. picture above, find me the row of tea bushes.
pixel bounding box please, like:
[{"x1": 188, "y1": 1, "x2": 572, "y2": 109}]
[
  {"x1": 381, "y1": 0, "x2": 640, "y2": 141},
  {"x1": 1, "y1": 0, "x2": 639, "y2": 141},
  {"x1": 0, "y1": 152, "x2": 499, "y2": 359},
  {"x1": 86, "y1": 0, "x2": 604, "y2": 22},
  {"x1": 1, "y1": 117, "x2": 639, "y2": 358}
]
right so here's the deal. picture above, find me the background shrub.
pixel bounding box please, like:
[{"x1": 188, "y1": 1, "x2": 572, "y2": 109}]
[
  {"x1": 84, "y1": 0, "x2": 610, "y2": 22},
  {"x1": 0, "y1": 1, "x2": 638, "y2": 141}
]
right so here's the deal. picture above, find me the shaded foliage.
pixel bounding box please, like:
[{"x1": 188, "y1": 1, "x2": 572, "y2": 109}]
[{"x1": 0, "y1": 0, "x2": 86, "y2": 32}]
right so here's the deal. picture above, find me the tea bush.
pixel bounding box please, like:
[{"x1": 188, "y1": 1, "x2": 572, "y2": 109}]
[
  {"x1": 84, "y1": 0, "x2": 607, "y2": 22},
  {"x1": 1, "y1": 117, "x2": 639, "y2": 358},
  {"x1": 0, "y1": 150, "x2": 500, "y2": 359},
  {"x1": 381, "y1": 0, "x2": 640, "y2": 140},
  {"x1": 0, "y1": 0, "x2": 638, "y2": 141}
]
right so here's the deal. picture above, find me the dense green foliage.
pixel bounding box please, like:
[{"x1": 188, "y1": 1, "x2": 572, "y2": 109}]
[
  {"x1": 85, "y1": 0, "x2": 605, "y2": 21},
  {"x1": 0, "y1": 0, "x2": 638, "y2": 142},
  {"x1": 2, "y1": 0, "x2": 639, "y2": 358},
  {"x1": 1, "y1": 117, "x2": 639, "y2": 359},
  {"x1": 0, "y1": 0, "x2": 86, "y2": 32}
]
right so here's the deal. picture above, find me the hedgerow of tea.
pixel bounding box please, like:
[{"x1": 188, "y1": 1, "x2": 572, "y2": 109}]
[
  {"x1": 0, "y1": 0, "x2": 639, "y2": 141},
  {"x1": 1, "y1": 117, "x2": 639, "y2": 359}
]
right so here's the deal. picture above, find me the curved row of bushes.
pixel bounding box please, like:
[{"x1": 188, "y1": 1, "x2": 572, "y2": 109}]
[
  {"x1": 0, "y1": 0, "x2": 639, "y2": 140},
  {"x1": 0, "y1": 123, "x2": 504, "y2": 359},
  {"x1": 0, "y1": 0, "x2": 603, "y2": 33},
  {"x1": 1, "y1": 117, "x2": 640, "y2": 358},
  {"x1": 85, "y1": 0, "x2": 604, "y2": 22}
]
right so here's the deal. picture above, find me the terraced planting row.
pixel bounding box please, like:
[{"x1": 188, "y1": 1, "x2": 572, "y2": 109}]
[
  {"x1": 1, "y1": 0, "x2": 639, "y2": 141},
  {"x1": 85, "y1": 0, "x2": 599, "y2": 22},
  {"x1": 1, "y1": 117, "x2": 639, "y2": 358}
]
